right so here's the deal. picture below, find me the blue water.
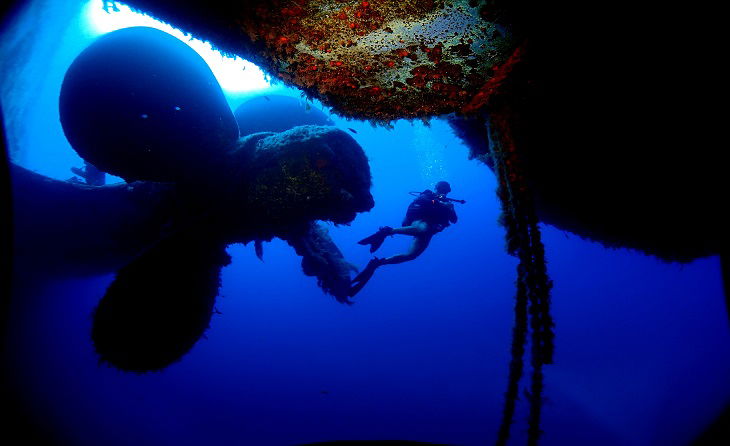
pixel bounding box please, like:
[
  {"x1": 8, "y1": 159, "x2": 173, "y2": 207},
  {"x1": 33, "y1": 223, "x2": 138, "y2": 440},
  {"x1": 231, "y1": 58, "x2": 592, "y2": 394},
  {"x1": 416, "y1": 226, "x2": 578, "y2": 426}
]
[{"x1": 2, "y1": 2, "x2": 729, "y2": 446}]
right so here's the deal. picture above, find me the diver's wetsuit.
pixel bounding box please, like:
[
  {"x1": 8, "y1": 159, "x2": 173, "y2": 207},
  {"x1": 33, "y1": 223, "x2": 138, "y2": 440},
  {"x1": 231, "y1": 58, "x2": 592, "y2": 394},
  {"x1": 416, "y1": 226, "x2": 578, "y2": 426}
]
[
  {"x1": 382, "y1": 189, "x2": 457, "y2": 264},
  {"x1": 350, "y1": 188, "x2": 458, "y2": 296}
]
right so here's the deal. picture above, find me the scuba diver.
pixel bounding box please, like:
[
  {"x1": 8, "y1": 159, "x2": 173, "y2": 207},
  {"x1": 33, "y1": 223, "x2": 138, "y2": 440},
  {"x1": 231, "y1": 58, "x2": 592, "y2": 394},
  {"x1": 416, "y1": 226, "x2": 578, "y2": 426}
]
[{"x1": 349, "y1": 181, "x2": 464, "y2": 296}]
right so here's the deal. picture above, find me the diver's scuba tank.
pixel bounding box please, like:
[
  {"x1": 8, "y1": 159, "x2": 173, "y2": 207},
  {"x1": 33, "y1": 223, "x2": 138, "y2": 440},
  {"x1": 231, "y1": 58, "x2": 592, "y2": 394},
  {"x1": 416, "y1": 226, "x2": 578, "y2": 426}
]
[{"x1": 403, "y1": 190, "x2": 465, "y2": 226}]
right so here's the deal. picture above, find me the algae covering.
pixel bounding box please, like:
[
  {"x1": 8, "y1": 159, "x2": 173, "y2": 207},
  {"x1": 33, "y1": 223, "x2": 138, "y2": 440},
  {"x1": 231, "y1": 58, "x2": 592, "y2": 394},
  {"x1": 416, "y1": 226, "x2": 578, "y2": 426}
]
[
  {"x1": 246, "y1": 0, "x2": 516, "y2": 120},
  {"x1": 119, "y1": 0, "x2": 516, "y2": 121}
]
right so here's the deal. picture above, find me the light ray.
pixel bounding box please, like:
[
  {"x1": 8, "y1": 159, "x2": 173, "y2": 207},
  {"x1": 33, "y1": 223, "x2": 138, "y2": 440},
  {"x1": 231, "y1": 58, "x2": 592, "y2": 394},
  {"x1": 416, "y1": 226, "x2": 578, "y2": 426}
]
[{"x1": 84, "y1": 1, "x2": 270, "y2": 93}]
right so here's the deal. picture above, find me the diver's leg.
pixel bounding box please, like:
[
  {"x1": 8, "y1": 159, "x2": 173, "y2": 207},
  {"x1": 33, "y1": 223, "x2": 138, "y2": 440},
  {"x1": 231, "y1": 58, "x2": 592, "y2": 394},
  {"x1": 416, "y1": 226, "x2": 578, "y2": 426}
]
[
  {"x1": 349, "y1": 257, "x2": 385, "y2": 297},
  {"x1": 350, "y1": 223, "x2": 432, "y2": 296},
  {"x1": 356, "y1": 221, "x2": 428, "y2": 254},
  {"x1": 389, "y1": 226, "x2": 422, "y2": 236},
  {"x1": 381, "y1": 234, "x2": 432, "y2": 265},
  {"x1": 389, "y1": 220, "x2": 429, "y2": 237}
]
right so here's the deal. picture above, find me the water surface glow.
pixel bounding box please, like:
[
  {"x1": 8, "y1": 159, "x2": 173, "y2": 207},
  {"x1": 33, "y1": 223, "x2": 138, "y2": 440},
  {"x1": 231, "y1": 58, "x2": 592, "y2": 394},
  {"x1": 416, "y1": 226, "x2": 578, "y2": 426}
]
[{"x1": 85, "y1": 1, "x2": 270, "y2": 93}]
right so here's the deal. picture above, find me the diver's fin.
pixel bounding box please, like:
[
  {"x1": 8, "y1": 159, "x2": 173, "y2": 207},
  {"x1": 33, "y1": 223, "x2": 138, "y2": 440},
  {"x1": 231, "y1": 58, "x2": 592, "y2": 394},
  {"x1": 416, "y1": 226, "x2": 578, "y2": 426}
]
[
  {"x1": 349, "y1": 257, "x2": 383, "y2": 297},
  {"x1": 357, "y1": 226, "x2": 392, "y2": 253},
  {"x1": 254, "y1": 240, "x2": 264, "y2": 262}
]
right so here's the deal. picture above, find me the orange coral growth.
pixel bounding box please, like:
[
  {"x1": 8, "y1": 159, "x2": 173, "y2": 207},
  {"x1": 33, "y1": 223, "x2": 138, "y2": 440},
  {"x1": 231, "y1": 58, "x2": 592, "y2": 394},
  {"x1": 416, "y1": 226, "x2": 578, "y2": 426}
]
[
  {"x1": 461, "y1": 43, "x2": 525, "y2": 113},
  {"x1": 235, "y1": 0, "x2": 518, "y2": 120}
]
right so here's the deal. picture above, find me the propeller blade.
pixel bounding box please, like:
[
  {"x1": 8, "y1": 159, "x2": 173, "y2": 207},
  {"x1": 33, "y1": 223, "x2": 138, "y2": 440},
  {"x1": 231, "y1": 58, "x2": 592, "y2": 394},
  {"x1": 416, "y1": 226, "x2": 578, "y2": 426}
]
[{"x1": 91, "y1": 230, "x2": 231, "y2": 372}]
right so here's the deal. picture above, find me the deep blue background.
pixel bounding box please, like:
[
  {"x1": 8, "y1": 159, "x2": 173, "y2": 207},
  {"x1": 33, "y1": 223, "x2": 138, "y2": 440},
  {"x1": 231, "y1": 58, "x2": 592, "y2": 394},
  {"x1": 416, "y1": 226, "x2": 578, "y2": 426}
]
[{"x1": 2, "y1": 2, "x2": 729, "y2": 445}]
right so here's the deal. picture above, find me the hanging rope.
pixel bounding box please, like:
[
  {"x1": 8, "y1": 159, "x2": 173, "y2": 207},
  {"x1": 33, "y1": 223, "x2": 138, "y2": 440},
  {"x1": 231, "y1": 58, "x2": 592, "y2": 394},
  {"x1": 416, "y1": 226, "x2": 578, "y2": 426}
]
[
  {"x1": 488, "y1": 106, "x2": 554, "y2": 446},
  {"x1": 451, "y1": 36, "x2": 554, "y2": 445},
  {"x1": 495, "y1": 263, "x2": 528, "y2": 445},
  {"x1": 460, "y1": 39, "x2": 555, "y2": 445}
]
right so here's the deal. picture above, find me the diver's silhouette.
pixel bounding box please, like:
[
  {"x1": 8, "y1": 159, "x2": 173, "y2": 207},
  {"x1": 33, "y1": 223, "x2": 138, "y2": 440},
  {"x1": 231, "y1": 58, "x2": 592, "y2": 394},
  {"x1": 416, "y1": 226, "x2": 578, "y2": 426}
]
[{"x1": 350, "y1": 181, "x2": 463, "y2": 296}]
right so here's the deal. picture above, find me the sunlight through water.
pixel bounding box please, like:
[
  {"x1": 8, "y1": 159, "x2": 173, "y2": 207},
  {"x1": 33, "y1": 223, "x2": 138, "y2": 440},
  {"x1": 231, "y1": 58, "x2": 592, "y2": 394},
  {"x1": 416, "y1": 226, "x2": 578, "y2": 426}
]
[{"x1": 84, "y1": 1, "x2": 270, "y2": 93}]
